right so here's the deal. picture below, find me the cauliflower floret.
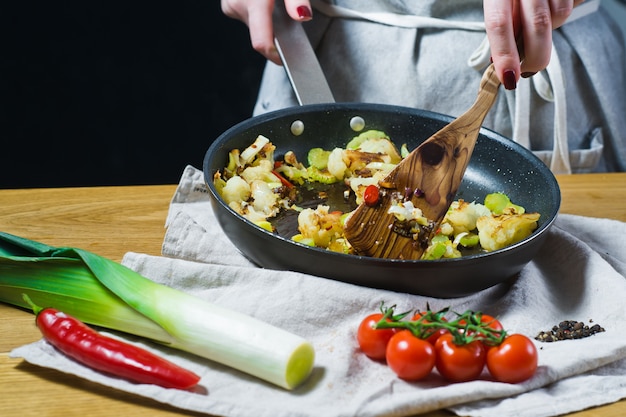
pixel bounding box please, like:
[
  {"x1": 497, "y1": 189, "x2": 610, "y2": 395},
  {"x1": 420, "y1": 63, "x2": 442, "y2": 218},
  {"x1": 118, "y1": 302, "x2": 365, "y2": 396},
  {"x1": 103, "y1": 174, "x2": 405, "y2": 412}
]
[
  {"x1": 242, "y1": 205, "x2": 273, "y2": 223},
  {"x1": 356, "y1": 138, "x2": 402, "y2": 164},
  {"x1": 387, "y1": 200, "x2": 428, "y2": 225},
  {"x1": 297, "y1": 205, "x2": 343, "y2": 248},
  {"x1": 347, "y1": 169, "x2": 389, "y2": 204},
  {"x1": 344, "y1": 159, "x2": 395, "y2": 204},
  {"x1": 442, "y1": 200, "x2": 492, "y2": 235},
  {"x1": 327, "y1": 148, "x2": 348, "y2": 180},
  {"x1": 250, "y1": 180, "x2": 280, "y2": 216},
  {"x1": 221, "y1": 176, "x2": 251, "y2": 206},
  {"x1": 438, "y1": 222, "x2": 455, "y2": 236},
  {"x1": 476, "y1": 213, "x2": 540, "y2": 252},
  {"x1": 240, "y1": 159, "x2": 279, "y2": 184}
]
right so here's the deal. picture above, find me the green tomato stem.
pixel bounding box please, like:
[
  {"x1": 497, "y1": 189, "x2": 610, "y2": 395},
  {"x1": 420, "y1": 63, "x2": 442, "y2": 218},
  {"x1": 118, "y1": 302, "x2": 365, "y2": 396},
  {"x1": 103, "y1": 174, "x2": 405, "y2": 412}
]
[{"x1": 375, "y1": 304, "x2": 507, "y2": 346}]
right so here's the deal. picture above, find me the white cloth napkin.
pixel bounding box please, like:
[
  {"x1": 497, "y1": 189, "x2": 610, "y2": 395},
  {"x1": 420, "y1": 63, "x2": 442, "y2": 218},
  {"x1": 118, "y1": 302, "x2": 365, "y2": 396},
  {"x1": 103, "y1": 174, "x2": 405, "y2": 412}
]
[{"x1": 11, "y1": 165, "x2": 626, "y2": 417}]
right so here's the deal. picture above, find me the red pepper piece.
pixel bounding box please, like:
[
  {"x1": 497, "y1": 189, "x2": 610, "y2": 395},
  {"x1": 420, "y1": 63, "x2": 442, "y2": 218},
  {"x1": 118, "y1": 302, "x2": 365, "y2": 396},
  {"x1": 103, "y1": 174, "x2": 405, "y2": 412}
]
[
  {"x1": 363, "y1": 184, "x2": 380, "y2": 207},
  {"x1": 35, "y1": 308, "x2": 201, "y2": 390},
  {"x1": 272, "y1": 170, "x2": 294, "y2": 188}
]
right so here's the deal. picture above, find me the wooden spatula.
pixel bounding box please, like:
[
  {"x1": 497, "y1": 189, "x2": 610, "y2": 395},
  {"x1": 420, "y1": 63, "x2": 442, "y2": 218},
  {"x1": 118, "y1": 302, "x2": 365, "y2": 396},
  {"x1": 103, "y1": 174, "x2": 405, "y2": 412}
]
[{"x1": 343, "y1": 63, "x2": 501, "y2": 260}]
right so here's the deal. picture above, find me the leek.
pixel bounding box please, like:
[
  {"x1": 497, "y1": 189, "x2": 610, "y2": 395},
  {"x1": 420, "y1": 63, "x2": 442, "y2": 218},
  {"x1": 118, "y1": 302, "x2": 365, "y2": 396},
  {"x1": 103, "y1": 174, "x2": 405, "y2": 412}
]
[{"x1": 0, "y1": 232, "x2": 315, "y2": 390}]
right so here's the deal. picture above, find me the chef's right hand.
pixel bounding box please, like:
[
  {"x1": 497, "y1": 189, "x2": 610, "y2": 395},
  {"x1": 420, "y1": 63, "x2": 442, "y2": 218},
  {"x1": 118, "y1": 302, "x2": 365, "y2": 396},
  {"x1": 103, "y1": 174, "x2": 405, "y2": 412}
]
[{"x1": 483, "y1": 0, "x2": 584, "y2": 90}]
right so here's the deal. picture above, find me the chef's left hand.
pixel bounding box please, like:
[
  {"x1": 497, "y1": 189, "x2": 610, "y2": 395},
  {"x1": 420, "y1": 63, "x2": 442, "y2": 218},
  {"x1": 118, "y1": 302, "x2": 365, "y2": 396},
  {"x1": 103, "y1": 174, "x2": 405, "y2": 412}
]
[{"x1": 483, "y1": 0, "x2": 585, "y2": 90}]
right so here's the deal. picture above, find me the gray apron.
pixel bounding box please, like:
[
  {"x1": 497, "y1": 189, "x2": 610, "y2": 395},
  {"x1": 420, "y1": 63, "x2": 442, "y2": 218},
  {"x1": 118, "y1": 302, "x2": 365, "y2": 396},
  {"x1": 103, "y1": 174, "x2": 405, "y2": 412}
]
[{"x1": 254, "y1": 0, "x2": 626, "y2": 173}]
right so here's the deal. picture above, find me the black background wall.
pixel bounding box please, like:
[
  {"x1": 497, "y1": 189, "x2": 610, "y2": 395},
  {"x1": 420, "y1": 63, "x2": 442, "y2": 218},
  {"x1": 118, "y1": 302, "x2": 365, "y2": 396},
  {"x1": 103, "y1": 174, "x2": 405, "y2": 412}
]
[{"x1": 0, "y1": 1, "x2": 266, "y2": 188}]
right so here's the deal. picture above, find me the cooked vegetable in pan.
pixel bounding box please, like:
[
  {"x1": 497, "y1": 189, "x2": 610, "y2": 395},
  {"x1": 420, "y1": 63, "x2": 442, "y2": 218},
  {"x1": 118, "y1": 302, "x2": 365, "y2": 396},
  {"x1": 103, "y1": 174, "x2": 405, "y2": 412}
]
[{"x1": 213, "y1": 131, "x2": 540, "y2": 260}]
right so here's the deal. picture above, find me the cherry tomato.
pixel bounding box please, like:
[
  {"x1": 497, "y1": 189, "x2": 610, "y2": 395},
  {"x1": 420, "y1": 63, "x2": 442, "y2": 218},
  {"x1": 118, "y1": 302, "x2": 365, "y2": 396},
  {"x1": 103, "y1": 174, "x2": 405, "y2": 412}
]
[
  {"x1": 411, "y1": 312, "x2": 448, "y2": 345},
  {"x1": 435, "y1": 333, "x2": 486, "y2": 382},
  {"x1": 486, "y1": 334, "x2": 538, "y2": 383},
  {"x1": 363, "y1": 185, "x2": 380, "y2": 207},
  {"x1": 386, "y1": 330, "x2": 435, "y2": 381},
  {"x1": 357, "y1": 313, "x2": 396, "y2": 360},
  {"x1": 479, "y1": 314, "x2": 504, "y2": 331}
]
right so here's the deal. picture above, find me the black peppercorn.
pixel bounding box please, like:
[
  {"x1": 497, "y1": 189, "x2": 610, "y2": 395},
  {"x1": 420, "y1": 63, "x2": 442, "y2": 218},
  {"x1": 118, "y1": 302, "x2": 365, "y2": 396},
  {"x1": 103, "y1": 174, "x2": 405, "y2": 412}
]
[{"x1": 535, "y1": 320, "x2": 605, "y2": 342}]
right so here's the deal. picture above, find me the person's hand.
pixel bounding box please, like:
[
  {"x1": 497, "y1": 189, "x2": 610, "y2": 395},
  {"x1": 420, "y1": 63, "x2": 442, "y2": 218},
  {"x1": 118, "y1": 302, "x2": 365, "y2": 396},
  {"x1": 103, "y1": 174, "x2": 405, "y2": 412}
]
[
  {"x1": 221, "y1": 0, "x2": 313, "y2": 65},
  {"x1": 483, "y1": 0, "x2": 585, "y2": 90}
]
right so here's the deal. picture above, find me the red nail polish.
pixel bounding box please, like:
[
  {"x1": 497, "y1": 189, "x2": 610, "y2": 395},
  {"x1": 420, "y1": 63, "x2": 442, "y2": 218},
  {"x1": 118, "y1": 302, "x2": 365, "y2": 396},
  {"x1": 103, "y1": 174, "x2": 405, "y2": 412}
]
[
  {"x1": 503, "y1": 70, "x2": 517, "y2": 90},
  {"x1": 521, "y1": 72, "x2": 537, "y2": 78},
  {"x1": 297, "y1": 6, "x2": 312, "y2": 20}
]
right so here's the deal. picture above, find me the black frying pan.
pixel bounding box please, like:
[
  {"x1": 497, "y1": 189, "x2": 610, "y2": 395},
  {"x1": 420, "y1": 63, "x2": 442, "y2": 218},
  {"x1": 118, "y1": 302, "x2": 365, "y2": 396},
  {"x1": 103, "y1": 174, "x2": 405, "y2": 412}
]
[{"x1": 202, "y1": 102, "x2": 560, "y2": 297}]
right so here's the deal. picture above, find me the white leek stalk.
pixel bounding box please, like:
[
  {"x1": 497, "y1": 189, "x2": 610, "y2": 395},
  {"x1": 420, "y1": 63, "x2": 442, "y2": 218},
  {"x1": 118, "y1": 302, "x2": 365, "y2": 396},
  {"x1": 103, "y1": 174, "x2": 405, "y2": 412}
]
[{"x1": 0, "y1": 232, "x2": 315, "y2": 390}]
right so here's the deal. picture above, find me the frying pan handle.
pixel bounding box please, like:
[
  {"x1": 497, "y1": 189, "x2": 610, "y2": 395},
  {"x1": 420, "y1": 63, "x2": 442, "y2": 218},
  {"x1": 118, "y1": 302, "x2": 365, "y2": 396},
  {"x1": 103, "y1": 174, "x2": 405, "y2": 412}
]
[{"x1": 273, "y1": 0, "x2": 335, "y2": 105}]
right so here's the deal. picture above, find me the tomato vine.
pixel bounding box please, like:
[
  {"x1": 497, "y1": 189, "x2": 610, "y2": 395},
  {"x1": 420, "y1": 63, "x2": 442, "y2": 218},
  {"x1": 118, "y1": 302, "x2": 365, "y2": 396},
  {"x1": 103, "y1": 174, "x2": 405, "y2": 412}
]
[{"x1": 374, "y1": 303, "x2": 507, "y2": 346}]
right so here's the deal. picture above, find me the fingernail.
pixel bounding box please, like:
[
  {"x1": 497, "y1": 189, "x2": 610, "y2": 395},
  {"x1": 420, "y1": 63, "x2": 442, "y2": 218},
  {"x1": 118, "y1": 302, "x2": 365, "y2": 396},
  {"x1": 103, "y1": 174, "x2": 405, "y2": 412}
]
[
  {"x1": 503, "y1": 69, "x2": 517, "y2": 90},
  {"x1": 297, "y1": 6, "x2": 312, "y2": 20},
  {"x1": 521, "y1": 71, "x2": 537, "y2": 78}
]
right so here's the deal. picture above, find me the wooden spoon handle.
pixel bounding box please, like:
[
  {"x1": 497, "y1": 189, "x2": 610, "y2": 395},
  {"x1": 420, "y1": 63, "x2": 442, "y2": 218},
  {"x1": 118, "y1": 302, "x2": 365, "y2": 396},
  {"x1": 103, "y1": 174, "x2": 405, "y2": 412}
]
[
  {"x1": 405, "y1": 63, "x2": 501, "y2": 212},
  {"x1": 461, "y1": 63, "x2": 501, "y2": 128}
]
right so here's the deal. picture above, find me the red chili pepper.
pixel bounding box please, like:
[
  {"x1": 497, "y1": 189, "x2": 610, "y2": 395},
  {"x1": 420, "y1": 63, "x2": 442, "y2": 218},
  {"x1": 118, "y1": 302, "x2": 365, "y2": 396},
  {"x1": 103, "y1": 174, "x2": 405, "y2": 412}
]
[
  {"x1": 363, "y1": 184, "x2": 380, "y2": 207},
  {"x1": 34, "y1": 306, "x2": 201, "y2": 390},
  {"x1": 272, "y1": 170, "x2": 294, "y2": 189}
]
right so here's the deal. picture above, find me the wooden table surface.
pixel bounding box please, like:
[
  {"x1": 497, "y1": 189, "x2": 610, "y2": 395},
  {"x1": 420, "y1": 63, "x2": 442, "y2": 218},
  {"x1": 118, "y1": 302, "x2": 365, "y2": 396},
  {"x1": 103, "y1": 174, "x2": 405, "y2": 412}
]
[{"x1": 1, "y1": 173, "x2": 625, "y2": 417}]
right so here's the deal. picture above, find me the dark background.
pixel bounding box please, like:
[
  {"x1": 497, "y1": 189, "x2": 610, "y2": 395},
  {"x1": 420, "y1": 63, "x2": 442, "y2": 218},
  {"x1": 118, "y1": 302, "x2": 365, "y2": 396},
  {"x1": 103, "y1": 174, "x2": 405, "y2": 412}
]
[{"x1": 0, "y1": 1, "x2": 266, "y2": 188}]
